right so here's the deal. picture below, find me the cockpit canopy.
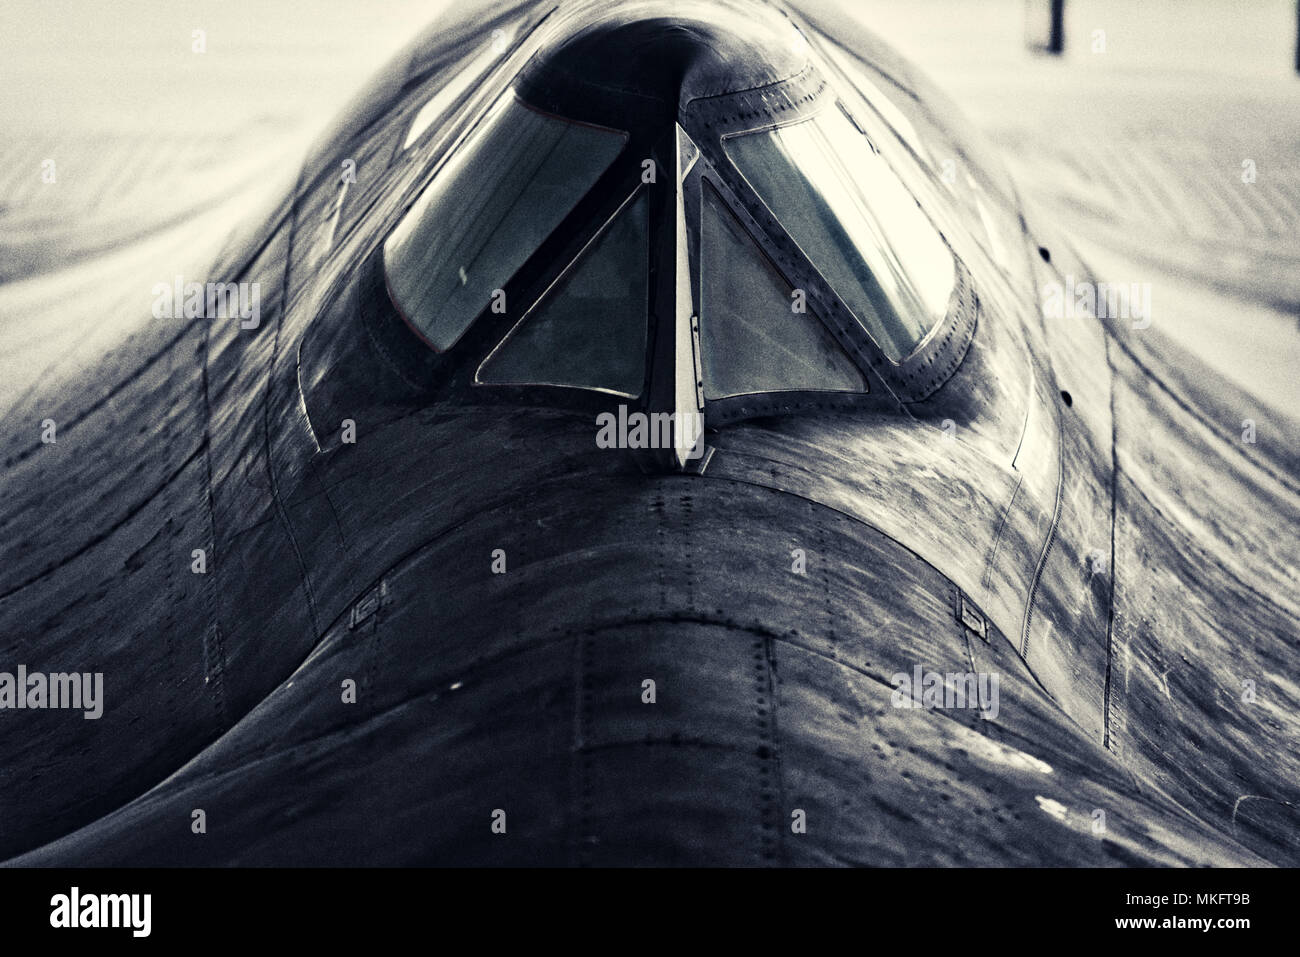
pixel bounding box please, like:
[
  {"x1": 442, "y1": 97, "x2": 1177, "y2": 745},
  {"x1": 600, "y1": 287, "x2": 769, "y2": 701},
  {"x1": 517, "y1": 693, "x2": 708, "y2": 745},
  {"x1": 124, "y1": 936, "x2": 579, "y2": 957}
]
[{"x1": 378, "y1": 0, "x2": 975, "y2": 443}]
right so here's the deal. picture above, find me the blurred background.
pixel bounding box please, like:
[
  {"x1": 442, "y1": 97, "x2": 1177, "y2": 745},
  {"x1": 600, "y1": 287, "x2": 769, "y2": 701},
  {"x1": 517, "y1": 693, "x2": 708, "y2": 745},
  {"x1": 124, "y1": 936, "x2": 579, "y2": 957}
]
[{"x1": 1, "y1": 0, "x2": 1296, "y2": 408}]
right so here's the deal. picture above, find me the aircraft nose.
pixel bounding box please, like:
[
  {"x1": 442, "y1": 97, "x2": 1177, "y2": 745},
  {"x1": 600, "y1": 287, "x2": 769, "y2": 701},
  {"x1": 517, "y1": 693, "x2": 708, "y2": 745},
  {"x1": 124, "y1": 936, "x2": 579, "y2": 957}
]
[
  {"x1": 255, "y1": 472, "x2": 1118, "y2": 866},
  {"x1": 316, "y1": 475, "x2": 1006, "y2": 867},
  {"x1": 337, "y1": 469, "x2": 1129, "y2": 867},
  {"x1": 320, "y1": 474, "x2": 924, "y2": 866},
  {"x1": 18, "y1": 472, "x2": 1254, "y2": 866}
]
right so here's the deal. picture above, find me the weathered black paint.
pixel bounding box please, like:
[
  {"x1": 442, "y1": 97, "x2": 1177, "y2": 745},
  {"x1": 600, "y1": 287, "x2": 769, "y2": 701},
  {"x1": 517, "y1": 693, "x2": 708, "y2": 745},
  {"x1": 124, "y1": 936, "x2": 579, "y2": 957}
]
[{"x1": 1, "y1": 0, "x2": 1295, "y2": 867}]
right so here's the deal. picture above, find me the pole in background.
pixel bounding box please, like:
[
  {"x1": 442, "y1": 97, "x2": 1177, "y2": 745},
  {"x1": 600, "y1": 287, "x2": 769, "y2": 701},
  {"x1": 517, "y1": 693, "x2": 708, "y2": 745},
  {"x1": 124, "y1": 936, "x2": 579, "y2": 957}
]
[{"x1": 1025, "y1": 0, "x2": 1065, "y2": 55}]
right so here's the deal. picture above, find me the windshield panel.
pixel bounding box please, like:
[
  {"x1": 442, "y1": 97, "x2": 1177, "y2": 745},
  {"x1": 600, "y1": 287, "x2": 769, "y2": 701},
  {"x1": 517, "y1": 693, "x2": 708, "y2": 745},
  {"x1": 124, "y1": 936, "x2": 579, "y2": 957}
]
[
  {"x1": 384, "y1": 92, "x2": 627, "y2": 352},
  {"x1": 724, "y1": 106, "x2": 955, "y2": 362},
  {"x1": 700, "y1": 184, "x2": 865, "y2": 399},
  {"x1": 477, "y1": 191, "x2": 649, "y2": 397}
]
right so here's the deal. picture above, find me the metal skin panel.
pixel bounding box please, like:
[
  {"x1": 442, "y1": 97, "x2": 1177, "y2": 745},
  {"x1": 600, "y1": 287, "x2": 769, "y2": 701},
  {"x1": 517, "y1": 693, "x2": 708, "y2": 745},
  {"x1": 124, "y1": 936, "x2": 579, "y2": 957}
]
[
  {"x1": 1108, "y1": 343, "x2": 1300, "y2": 866},
  {"x1": 0, "y1": 323, "x2": 220, "y2": 860},
  {"x1": 7, "y1": 478, "x2": 1261, "y2": 866},
  {"x1": 0, "y1": 0, "x2": 1293, "y2": 867}
]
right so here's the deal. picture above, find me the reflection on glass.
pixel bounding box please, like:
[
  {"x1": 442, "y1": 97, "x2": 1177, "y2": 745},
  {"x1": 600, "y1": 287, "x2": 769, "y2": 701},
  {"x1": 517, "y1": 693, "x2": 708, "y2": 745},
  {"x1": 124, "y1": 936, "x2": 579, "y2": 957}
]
[
  {"x1": 384, "y1": 92, "x2": 626, "y2": 352},
  {"x1": 477, "y1": 192, "x2": 648, "y2": 397},
  {"x1": 724, "y1": 106, "x2": 954, "y2": 361},
  {"x1": 700, "y1": 185, "x2": 865, "y2": 400}
]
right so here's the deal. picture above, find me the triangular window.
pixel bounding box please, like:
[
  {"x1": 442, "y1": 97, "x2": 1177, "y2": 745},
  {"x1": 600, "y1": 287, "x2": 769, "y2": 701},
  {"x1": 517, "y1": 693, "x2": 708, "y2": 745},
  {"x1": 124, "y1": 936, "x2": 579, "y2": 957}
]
[
  {"x1": 700, "y1": 184, "x2": 865, "y2": 400},
  {"x1": 476, "y1": 191, "x2": 649, "y2": 397}
]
